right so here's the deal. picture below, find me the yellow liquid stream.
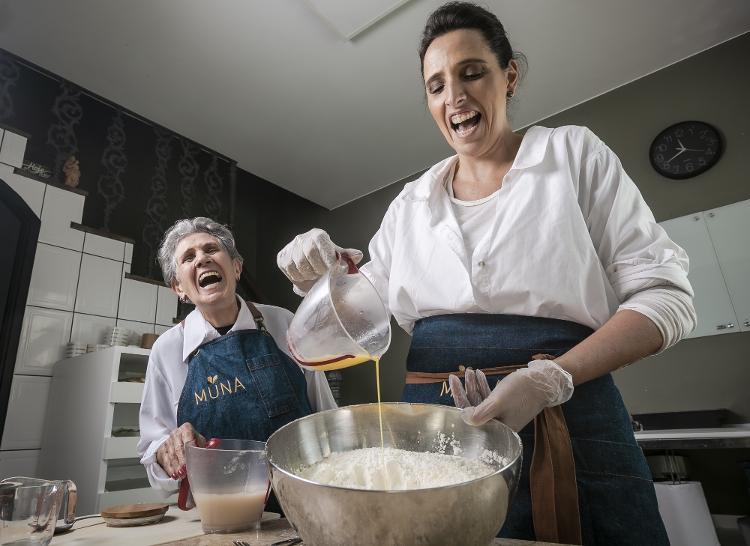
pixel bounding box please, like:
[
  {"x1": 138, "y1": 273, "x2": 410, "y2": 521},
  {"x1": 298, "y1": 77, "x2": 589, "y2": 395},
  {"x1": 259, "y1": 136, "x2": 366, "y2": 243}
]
[{"x1": 303, "y1": 353, "x2": 387, "y2": 486}]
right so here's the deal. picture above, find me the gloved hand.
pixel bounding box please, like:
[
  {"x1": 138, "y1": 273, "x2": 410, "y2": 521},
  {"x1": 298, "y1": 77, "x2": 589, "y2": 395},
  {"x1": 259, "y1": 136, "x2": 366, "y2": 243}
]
[
  {"x1": 449, "y1": 360, "x2": 574, "y2": 432},
  {"x1": 277, "y1": 228, "x2": 363, "y2": 295}
]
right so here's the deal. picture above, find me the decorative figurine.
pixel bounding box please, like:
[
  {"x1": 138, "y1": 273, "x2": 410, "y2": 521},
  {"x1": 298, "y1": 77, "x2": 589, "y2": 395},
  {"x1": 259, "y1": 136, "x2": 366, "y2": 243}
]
[{"x1": 62, "y1": 156, "x2": 80, "y2": 188}]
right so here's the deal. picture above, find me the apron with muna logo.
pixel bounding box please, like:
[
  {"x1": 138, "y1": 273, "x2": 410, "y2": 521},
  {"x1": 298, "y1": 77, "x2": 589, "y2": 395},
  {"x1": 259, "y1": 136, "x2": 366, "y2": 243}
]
[
  {"x1": 404, "y1": 313, "x2": 668, "y2": 546},
  {"x1": 176, "y1": 302, "x2": 312, "y2": 513}
]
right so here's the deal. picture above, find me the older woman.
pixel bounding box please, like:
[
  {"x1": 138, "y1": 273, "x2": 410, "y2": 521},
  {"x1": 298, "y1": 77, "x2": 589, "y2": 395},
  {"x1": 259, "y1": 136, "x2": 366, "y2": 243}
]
[
  {"x1": 276, "y1": 2, "x2": 695, "y2": 544},
  {"x1": 138, "y1": 217, "x2": 336, "y2": 502}
]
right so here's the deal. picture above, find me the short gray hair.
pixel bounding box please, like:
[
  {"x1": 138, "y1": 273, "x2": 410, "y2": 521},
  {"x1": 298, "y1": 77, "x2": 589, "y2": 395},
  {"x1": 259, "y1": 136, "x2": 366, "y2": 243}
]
[{"x1": 157, "y1": 217, "x2": 244, "y2": 286}]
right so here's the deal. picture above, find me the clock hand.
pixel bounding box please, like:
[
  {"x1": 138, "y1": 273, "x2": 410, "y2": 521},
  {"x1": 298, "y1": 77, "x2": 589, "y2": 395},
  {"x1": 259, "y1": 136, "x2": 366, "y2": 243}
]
[{"x1": 665, "y1": 149, "x2": 686, "y2": 163}]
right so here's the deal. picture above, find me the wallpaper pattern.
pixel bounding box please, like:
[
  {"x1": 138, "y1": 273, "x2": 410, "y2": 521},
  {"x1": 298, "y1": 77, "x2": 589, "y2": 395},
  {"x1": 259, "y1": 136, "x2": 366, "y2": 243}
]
[{"x1": 0, "y1": 49, "x2": 236, "y2": 280}]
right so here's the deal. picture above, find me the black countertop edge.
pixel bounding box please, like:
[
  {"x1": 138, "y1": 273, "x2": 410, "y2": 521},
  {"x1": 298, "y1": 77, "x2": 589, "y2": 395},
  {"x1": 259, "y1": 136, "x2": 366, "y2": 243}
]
[
  {"x1": 12, "y1": 167, "x2": 89, "y2": 196},
  {"x1": 70, "y1": 222, "x2": 136, "y2": 244},
  {"x1": 0, "y1": 123, "x2": 32, "y2": 139}
]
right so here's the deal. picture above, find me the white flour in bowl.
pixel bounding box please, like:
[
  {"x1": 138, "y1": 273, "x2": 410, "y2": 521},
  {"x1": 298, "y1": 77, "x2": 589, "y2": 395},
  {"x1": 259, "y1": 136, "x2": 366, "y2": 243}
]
[{"x1": 297, "y1": 447, "x2": 495, "y2": 490}]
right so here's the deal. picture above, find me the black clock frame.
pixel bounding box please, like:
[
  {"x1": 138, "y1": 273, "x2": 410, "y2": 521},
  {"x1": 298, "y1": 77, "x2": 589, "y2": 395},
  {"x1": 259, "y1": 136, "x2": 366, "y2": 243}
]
[{"x1": 648, "y1": 120, "x2": 723, "y2": 180}]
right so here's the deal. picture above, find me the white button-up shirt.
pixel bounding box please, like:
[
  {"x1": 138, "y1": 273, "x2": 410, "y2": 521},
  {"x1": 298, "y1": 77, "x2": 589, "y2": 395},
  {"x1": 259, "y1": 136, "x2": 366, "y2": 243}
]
[
  {"x1": 138, "y1": 298, "x2": 336, "y2": 493},
  {"x1": 361, "y1": 125, "x2": 695, "y2": 345}
]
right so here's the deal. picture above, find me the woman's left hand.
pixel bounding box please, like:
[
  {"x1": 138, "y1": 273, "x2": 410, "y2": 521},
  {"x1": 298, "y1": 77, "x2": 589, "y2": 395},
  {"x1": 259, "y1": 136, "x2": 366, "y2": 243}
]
[{"x1": 449, "y1": 360, "x2": 574, "y2": 432}]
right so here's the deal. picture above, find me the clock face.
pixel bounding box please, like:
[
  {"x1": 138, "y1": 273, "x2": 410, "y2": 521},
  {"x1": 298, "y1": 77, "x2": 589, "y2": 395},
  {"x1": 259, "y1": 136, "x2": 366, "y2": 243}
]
[{"x1": 649, "y1": 121, "x2": 723, "y2": 179}]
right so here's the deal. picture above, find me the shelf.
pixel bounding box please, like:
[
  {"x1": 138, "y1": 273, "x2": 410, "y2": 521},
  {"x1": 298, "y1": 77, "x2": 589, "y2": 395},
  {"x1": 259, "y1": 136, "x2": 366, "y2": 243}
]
[
  {"x1": 104, "y1": 437, "x2": 139, "y2": 460},
  {"x1": 110, "y1": 382, "x2": 144, "y2": 403},
  {"x1": 635, "y1": 425, "x2": 750, "y2": 450}
]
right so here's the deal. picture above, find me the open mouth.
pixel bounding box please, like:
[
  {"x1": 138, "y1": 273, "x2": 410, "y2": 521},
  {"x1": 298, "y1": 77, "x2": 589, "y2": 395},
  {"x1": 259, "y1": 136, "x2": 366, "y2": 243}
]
[
  {"x1": 198, "y1": 271, "x2": 223, "y2": 288},
  {"x1": 450, "y1": 111, "x2": 481, "y2": 136}
]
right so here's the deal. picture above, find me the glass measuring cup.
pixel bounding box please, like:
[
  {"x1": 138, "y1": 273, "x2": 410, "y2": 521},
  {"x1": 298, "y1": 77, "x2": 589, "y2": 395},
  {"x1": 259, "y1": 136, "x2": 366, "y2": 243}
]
[
  {"x1": 186, "y1": 439, "x2": 270, "y2": 534},
  {"x1": 0, "y1": 477, "x2": 77, "y2": 545},
  {"x1": 287, "y1": 254, "x2": 391, "y2": 371}
]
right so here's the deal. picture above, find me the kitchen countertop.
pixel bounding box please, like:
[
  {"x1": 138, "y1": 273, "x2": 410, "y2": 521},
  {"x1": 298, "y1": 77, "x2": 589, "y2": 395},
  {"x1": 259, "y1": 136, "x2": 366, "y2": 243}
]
[
  {"x1": 634, "y1": 424, "x2": 750, "y2": 449},
  {"x1": 52, "y1": 506, "x2": 567, "y2": 545}
]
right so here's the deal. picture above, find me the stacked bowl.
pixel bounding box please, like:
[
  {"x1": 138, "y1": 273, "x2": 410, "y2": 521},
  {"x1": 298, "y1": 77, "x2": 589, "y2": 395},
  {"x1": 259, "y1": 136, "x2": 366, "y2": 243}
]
[
  {"x1": 64, "y1": 342, "x2": 87, "y2": 359},
  {"x1": 108, "y1": 327, "x2": 133, "y2": 346}
]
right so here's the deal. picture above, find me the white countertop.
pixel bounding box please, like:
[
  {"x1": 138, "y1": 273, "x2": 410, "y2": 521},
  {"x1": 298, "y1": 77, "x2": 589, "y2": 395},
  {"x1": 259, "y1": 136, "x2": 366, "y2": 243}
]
[
  {"x1": 634, "y1": 423, "x2": 750, "y2": 441},
  {"x1": 52, "y1": 507, "x2": 203, "y2": 546}
]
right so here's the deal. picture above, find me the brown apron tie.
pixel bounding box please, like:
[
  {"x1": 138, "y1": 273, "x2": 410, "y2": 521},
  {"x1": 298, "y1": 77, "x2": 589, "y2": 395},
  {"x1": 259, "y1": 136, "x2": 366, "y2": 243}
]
[{"x1": 404, "y1": 359, "x2": 582, "y2": 545}]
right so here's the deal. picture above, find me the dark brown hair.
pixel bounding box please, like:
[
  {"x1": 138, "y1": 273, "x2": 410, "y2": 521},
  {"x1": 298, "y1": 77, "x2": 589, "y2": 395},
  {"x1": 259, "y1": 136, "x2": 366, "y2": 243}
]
[{"x1": 418, "y1": 1, "x2": 525, "y2": 78}]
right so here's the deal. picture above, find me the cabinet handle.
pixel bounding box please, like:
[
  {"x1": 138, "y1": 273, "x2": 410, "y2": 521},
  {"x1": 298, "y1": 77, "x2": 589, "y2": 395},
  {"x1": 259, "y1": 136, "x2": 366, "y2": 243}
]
[
  {"x1": 707, "y1": 212, "x2": 715, "y2": 218},
  {"x1": 716, "y1": 323, "x2": 735, "y2": 330}
]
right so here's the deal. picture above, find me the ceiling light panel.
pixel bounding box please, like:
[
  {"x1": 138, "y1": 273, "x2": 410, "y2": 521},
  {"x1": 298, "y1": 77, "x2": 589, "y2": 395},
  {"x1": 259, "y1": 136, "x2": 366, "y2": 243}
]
[{"x1": 305, "y1": 0, "x2": 413, "y2": 40}]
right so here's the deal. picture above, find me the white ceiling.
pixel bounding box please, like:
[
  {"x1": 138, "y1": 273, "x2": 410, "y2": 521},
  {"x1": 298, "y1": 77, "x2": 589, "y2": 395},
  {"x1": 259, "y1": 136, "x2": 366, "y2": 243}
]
[{"x1": 1, "y1": 0, "x2": 748, "y2": 209}]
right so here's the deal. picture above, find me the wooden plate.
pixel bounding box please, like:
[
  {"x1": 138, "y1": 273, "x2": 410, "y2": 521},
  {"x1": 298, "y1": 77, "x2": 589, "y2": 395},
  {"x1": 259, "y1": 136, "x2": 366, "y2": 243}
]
[{"x1": 101, "y1": 503, "x2": 169, "y2": 527}]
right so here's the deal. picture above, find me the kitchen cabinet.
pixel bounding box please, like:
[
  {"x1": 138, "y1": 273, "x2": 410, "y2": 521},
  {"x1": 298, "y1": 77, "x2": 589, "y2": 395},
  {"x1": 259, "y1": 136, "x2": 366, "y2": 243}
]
[
  {"x1": 659, "y1": 199, "x2": 750, "y2": 339},
  {"x1": 38, "y1": 346, "x2": 176, "y2": 514},
  {"x1": 0, "y1": 375, "x2": 51, "y2": 450},
  {"x1": 0, "y1": 450, "x2": 40, "y2": 478},
  {"x1": 118, "y1": 277, "x2": 157, "y2": 323},
  {"x1": 703, "y1": 200, "x2": 750, "y2": 332},
  {"x1": 0, "y1": 129, "x2": 27, "y2": 168},
  {"x1": 38, "y1": 185, "x2": 84, "y2": 251},
  {"x1": 75, "y1": 254, "x2": 124, "y2": 317},
  {"x1": 14, "y1": 306, "x2": 72, "y2": 375},
  {"x1": 659, "y1": 214, "x2": 736, "y2": 338},
  {"x1": 26, "y1": 243, "x2": 80, "y2": 311}
]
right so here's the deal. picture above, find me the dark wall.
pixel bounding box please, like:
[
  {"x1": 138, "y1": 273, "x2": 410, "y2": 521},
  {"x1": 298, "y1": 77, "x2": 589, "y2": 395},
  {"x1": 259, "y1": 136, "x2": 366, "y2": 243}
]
[{"x1": 0, "y1": 49, "x2": 236, "y2": 281}]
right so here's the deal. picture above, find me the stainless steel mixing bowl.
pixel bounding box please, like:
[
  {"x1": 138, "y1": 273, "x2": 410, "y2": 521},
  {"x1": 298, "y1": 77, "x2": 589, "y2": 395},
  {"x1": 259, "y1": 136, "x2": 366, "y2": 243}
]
[{"x1": 266, "y1": 402, "x2": 522, "y2": 546}]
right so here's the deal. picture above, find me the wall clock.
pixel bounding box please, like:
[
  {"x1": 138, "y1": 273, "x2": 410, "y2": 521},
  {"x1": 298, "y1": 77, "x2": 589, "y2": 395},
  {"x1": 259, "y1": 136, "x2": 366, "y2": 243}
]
[{"x1": 649, "y1": 121, "x2": 723, "y2": 179}]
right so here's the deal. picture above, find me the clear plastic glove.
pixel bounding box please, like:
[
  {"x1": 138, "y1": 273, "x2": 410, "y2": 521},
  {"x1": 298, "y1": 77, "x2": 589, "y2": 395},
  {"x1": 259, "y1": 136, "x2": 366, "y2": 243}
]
[
  {"x1": 276, "y1": 228, "x2": 363, "y2": 295},
  {"x1": 449, "y1": 360, "x2": 574, "y2": 432}
]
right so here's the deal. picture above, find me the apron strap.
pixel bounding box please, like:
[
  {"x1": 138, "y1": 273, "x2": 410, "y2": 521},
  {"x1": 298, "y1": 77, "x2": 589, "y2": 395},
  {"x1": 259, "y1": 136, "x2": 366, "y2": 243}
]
[
  {"x1": 531, "y1": 406, "x2": 582, "y2": 544},
  {"x1": 244, "y1": 300, "x2": 268, "y2": 332},
  {"x1": 403, "y1": 356, "x2": 582, "y2": 545}
]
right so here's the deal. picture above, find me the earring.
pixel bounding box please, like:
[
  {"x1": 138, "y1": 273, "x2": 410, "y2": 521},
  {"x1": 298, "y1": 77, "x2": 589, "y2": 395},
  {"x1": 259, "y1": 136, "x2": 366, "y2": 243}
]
[
  {"x1": 181, "y1": 296, "x2": 191, "y2": 304},
  {"x1": 506, "y1": 90, "x2": 514, "y2": 99}
]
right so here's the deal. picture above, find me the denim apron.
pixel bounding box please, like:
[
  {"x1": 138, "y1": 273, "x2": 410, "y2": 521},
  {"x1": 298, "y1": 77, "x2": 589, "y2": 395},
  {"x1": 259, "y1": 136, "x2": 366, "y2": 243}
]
[
  {"x1": 176, "y1": 303, "x2": 312, "y2": 513},
  {"x1": 404, "y1": 314, "x2": 668, "y2": 546}
]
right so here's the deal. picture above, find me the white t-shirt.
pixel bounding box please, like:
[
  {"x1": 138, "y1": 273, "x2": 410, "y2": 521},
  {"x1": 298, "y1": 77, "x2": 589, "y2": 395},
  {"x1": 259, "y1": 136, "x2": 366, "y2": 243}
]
[
  {"x1": 361, "y1": 125, "x2": 695, "y2": 347},
  {"x1": 137, "y1": 297, "x2": 336, "y2": 493},
  {"x1": 446, "y1": 162, "x2": 502, "y2": 262}
]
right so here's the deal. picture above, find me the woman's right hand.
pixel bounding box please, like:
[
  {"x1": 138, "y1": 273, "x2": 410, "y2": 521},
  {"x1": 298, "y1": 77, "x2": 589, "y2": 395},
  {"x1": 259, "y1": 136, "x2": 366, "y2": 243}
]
[
  {"x1": 156, "y1": 423, "x2": 206, "y2": 480},
  {"x1": 277, "y1": 228, "x2": 363, "y2": 295}
]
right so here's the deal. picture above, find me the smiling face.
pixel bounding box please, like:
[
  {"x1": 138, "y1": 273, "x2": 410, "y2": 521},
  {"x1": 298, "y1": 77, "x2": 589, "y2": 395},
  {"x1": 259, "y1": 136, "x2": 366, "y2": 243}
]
[
  {"x1": 423, "y1": 29, "x2": 517, "y2": 158},
  {"x1": 171, "y1": 232, "x2": 242, "y2": 317}
]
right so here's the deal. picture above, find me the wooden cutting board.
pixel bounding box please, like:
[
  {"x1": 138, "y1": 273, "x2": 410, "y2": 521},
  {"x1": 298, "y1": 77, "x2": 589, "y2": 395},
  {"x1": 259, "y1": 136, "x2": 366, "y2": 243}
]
[{"x1": 101, "y1": 502, "x2": 170, "y2": 519}]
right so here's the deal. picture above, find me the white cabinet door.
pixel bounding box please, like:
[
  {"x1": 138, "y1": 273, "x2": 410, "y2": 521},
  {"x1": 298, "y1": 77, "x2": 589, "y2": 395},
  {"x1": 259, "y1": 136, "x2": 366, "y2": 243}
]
[
  {"x1": 155, "y1": 286, "x2": 177, "y2": 326},
  {"x1": 83, "y1": 233, "x2": 125, "y2": 261},
  {"x1": 75, "y1": 255, "x2": 123, "y2": 317},
  {"x1": 0, "y1": 450, "x2": 40, "y2": 478},
  {"x1": 27, "y1": 243, "x2": 81, "y2": 311},
  {"x1": 118, "y1": 278, "x2": 156, "y2": 323},
  {"x1": 704, "y1": 200, "x2": 750, "y2": 332},
  {"x1": 660, "y1": 214, "x2": 738, "y2": 338},
  {"x1": 1, "y1": 376, "x2": 52, "y2": 450},
  {"x1": 38, "y1": 185, "x2": 85, "y2": 251},
  {"x1": 15, "y1": 306, "x2": 73, "y2": 375},
  {"x1": 70, "y1": 313, "x2": 116, "y2": 346},
  {"x1": 0, "y1": 130, "x2": 27, "y2": 168}
]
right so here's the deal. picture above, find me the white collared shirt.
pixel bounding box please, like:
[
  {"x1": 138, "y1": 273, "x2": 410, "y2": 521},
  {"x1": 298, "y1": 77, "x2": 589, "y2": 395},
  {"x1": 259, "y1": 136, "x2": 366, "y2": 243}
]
[
  {"x1": 138, "y1": 297, "x2": 336, "y2": 493},
  {"x1": 361, "y1": 125, "x2": 695, "y2": 346}
]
